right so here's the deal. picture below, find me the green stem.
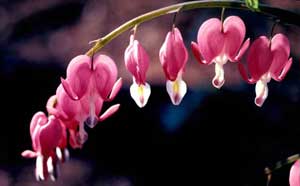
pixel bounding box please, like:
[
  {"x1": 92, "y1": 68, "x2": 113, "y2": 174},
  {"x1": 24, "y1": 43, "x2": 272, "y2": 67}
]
[
  {"x1": 265, "y1": 154, "x2": 300, "y2": 175},
  {"x1": 86, "y1": 0, "x2": 300, "y2": 56}
]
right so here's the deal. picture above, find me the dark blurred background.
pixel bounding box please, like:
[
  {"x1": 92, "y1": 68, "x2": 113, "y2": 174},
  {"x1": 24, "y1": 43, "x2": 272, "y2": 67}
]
[{"x1": 1, "y1": 0, "x2": 300, "y2": 185}]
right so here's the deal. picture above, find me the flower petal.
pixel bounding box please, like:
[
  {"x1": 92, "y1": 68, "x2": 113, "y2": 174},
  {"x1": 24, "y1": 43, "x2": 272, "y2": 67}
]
[
  {"x1": 93, "y1": 55, "x2": 118, "y2": 99},
  {"x1": 159, "y1": 27, "x2": 188, "y2": 81},
  {"x1": 98, "y1": 104, "x2": 120, "y2": 122},
  {"x1": 270, "y1": 33, "x2": 292, "y2": 81},
  {"x1": 272, "y1": 58, "x2": 292, "y2": 82},
  {"x1": 64, "y1": 55, "x2": 92, "y2": 99},
  {"x1": 234, "y1": 38, "x2": 250, "y2": 62},
  {"x1": 290, "y1": 160, "x2": 300, "y2": 186},
  {"x1": 125, "y1": 35, "x2": 150, "y2": 85},
  {"x1": 21, "y1": 150, "x2": 37, "y2": 158},
  {"x1": 30, "y1": 112, "x2": 48, "y2": 151},
  {"x1": 105, "y1": 78, "x2": 122, "y2": 102},
  {"x1": 223, "y1": 16, "x2": 246, "y2": 61},
  {"x1": 237, "y1": 63, "x2": 257, "y2": 84},
  {"x1": 39, "y1": 115, "x2": 62, "y2": 156},
  {"x1": 60, "y1": 77, "x2": 79, "y2": 101},
  {"x1": 56, "y1": 84, "x2": 81, "y2": 120},
  {"x1": 35, "y1": 155, "x2": 46, "y2": 181},
  {"x1": 191, "y1": 41, "x2": 209, "y2": 64},
  {"x1": 197, "y1": 18, "x2": 225, "y2": 64},
  {"x1": 212, "y1": 62, "x2": 225, "y2": 89},
  {"x1": 246, "y1": 36, "x2": 272, "y2": 80},
  {"x1": 254, "y1": 80, "x2": 269, "y2": 107},
  {"x1": 130, "y1": 82, "x2": 151, "y2": 108},
  {"x1": 166, "y1": 76, "x2": 187, "y2": 105}
]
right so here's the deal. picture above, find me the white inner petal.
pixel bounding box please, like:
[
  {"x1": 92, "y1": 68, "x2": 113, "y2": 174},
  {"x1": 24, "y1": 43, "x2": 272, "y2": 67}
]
[
  {"x1": 166, "y1": 75, "x2": 187, "y2": 105},
  {"x1": 212, "y1": 54, "x2": 227, "y2": 89},
  {"x1": 64, "y1": 148, "x2": 70, "y2": 161},
  {"x1": 56, "y1": 147, "x2": 63, "y2": 161},
  {"x1": 255, "y1": 73, "x2": 271, "y2": 107},
  {"x1": 47, "y1": 157, "x2": 54, "y2": 174},
  {"x1": 36, "y1": 155, "x2": 44, "y2": 181},
  {"x1": 130, "y1": 82, "x2": 151, "y2": 108}
]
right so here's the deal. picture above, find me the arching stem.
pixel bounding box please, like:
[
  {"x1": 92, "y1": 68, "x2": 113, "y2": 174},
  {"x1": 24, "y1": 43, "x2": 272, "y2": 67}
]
[
  {"x1": 86, "y1": 0, "x2": 300, "y2": 56},
  {"x1": 264, "y1": 154, "x2": 300, "y2": 186}
]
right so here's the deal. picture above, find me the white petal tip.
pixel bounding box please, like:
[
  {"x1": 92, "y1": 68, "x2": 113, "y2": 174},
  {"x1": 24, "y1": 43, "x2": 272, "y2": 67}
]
[
  {"x1": 255, "y1": 79, "x2": 269, "y2": 108},
  {"x1": 166, "y1": 79, "x2": 187, "y2": 106},
  {"x1": 212, "y1": 78, "x2": 225, "y2": 89},
  {"x1": 130, "y1": 82, "x2": 151, "y2": 108},
  {"x1": 255, "y1": 97, "x2": 265, "y2": 107}
]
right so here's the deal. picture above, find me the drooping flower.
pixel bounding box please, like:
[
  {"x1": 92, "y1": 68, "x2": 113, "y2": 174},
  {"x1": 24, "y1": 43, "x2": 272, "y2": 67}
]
[
  {"x1": 46, "y1": 55, "x2": 122, "y2": 148},
  {"x1": 124, "y1": 34, "x2": 151, "y2": 108},
  {"x1": 290, "y1": 160, "x2": 300, "y2": 186},
  {"x1": 159, "y1": 27, "x2": 188, "y2": 105},
  {"x1": 238, "y1": 33, "x2": 292, "y2": 107},
  {"x1": 191, "y1": 16, "x2": 250, "y2": 89},
  {"x1": 21, "y1": 112, "x2": 64, "y2": 181}
]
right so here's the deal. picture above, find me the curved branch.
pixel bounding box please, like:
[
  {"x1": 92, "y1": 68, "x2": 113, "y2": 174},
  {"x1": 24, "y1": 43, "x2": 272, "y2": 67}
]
[{"x1": 86, "y1": 0, "x2": 300, "y2": 56}]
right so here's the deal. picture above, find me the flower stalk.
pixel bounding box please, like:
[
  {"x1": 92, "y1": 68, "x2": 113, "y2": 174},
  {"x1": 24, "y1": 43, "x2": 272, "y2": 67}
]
[{"x1": 86, "y1": 0, "x2": 300, "y2": 56}]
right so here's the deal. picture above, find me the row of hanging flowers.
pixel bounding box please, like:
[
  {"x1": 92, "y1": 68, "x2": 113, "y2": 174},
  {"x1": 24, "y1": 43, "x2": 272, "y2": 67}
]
[{"x1": 21, "y1": 0, "x2": 300, "y2": 184}]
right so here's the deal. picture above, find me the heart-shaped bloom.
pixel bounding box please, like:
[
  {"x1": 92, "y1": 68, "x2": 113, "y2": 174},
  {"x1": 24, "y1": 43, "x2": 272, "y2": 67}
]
[
  {"x1": 21, "y1": 112, "x2": 64, "y2": 181},
  {"x1": 159, "y1": 27, "x2": 188, "y2": 105},
  {"x1": 290, "y1": 160, "x2": 300, "y2": 186},
  {"x1": 61, "y1": 54, "x2": 122, "y2": 102},
  {"x1": 48, "y1": 54, "x2": 121, "y2": 148},
  {"x1": 191, "y1": 16, "x2": 250, "y2": 89},
  {"x1": 124, "y1": 34, "x2": 151, "y2": 108},
  {"x1": 238, "y1": 33, "x2": 292, "y2": 107}
]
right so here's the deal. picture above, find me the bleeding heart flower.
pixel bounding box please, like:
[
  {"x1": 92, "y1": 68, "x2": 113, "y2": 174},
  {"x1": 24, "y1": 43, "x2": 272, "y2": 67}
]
[
  {"x1": 21, "y1": 112, "x2": 64, "y2": 181},
  {"x1": 58, "y1": 54, "x2": 122, "y2": 146},
  {"x1": 61, "y1": 54, "x2": 122, "y2": 102},
  {"x1": 238, "y1": 33, "x2": 292, "y2": 107},
  {"x1": 159, "y1": 27, "x2": 188, "y2": 105},
  {"x1": 191, "y1": 16, "x2": 250, "y2": 89},
  {"x1": 124, "y1": 34, "x2": 151, "y2": 108},
  {"x1": 290, "y1": 160, "x2": 300, "y2": 186},
  {"x1": 47, "y1": 83, "x2": 120, "y2": 149}
]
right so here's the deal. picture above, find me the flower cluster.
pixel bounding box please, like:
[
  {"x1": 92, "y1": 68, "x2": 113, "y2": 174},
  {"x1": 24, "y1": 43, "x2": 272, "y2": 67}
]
[
  {"x1": 22, "y1": 12, "x2": 293, "y2": 181},
  {"x1": 22, "y1": 55, "x2": 122, "y2": 181},
  {"x1": 124, "y1": 16, "x2": 292, "y2": 109}
]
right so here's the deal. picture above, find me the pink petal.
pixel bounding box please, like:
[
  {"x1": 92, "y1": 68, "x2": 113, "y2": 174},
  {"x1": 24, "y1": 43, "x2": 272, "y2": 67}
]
[
  {"x1": 30, "y1": 112, "x2": 48, "y2": 151},
  {"x1": 191, "y1": 41, "x2": 208, "y2": 64},
  {"x1": 290, "y1": 160, "x2": 300, "y2": 186},
  {"x1": 246, "y1": 36, "x2": 272, "y2": 80},
  {"x1": 105, "y1": 78, "x2": 122, "y2": 102},
  {"x1": 56, "y1": 84, "x2": 81, "y2": 120},
  {"x1": 272, "y1": 58, "x2": 292, "y2": 82},
  {"x1": 124, "y1": 35, "x2": 150, "y2": 85},
  {"x1": 58, "y1": 124, "x2": 68, "y2": 150},
  {"x1": 234, "y1": 38, "x2": 250, "y2": 62},
  {"x1": 237, "y1": 63, "x2": 257, "y2": 84},
  {"x1": 60, "y1": 77, "x2": 79, "y2": 100},
  {"x1": 159, "y1": 27, "x2": 188, "y2": 81},
  {"x1": 38, "y1": 115, "x2": 62, "y2": 156},
  {"x1": 223, "y1": 16, "x2": 246, "y2": 61},
  {"x1": 98, "y1": 104, "x2": 120, "y2": 122},
  {"x1": 197, "y1": 18, "x2": 225, "y2": 64},
  {"x1": 21, "y1": 150, "x2": 37, "y2": 158},
  {"x1": 68, "y1": 129, "x2": 82, "y2": 149},
  {"x1": 270, "y1": 34, "x2": 292, "y2": 81},
  {"x1": 30, "y1": 111, "x2": 47, "y2": 138},
  {"x1": 64, "y1": 55, "x2": 92, "y2": 99},
  {"x1": 93, "y1": 55, "x2": 118, "y2": 99}
]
